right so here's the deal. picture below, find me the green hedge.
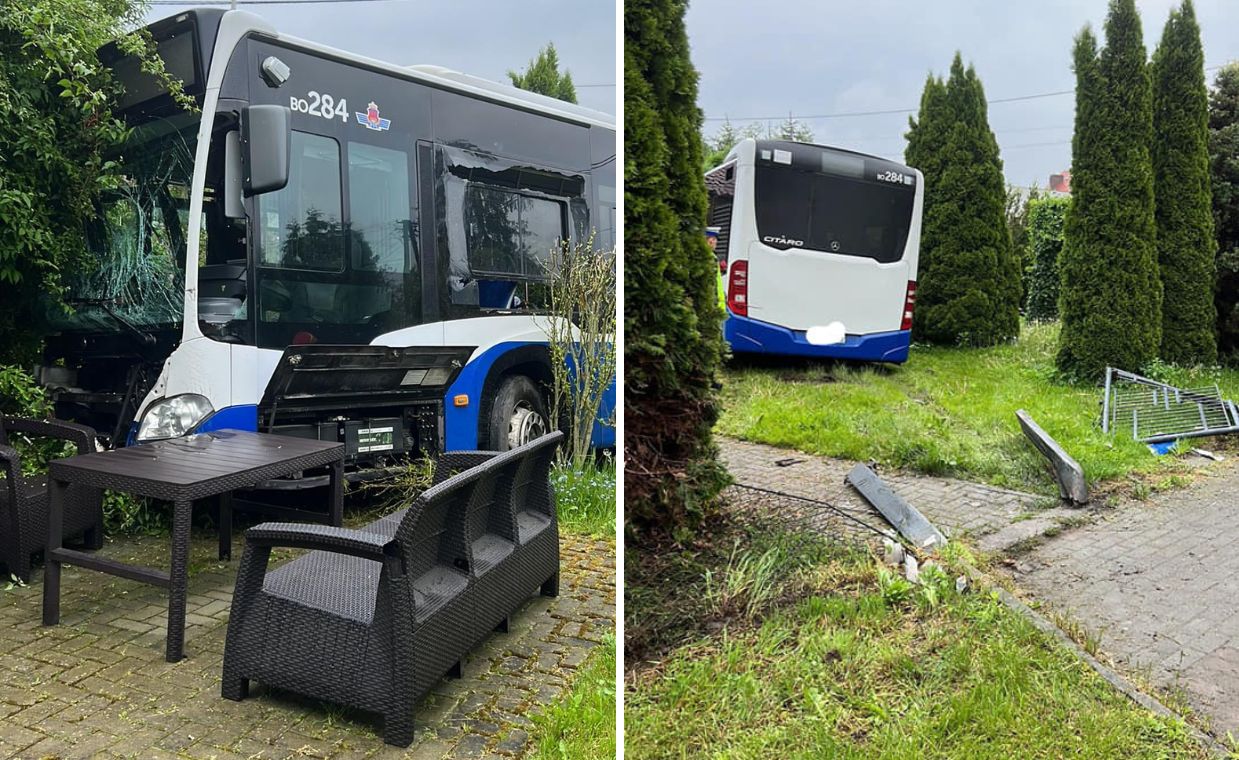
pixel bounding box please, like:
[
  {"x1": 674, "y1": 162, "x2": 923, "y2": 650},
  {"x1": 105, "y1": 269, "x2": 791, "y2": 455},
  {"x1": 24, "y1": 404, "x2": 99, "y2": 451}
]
[{"x1": 1025, "y1": 196, "x2": 1069, "y2": 322}]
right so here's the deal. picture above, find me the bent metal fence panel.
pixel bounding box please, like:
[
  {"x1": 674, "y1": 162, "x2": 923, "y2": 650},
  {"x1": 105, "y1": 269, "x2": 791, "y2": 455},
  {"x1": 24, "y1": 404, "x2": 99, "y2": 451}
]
[{"x1": 1102, "y1": 367, "x2": 1239, "y2": 444}]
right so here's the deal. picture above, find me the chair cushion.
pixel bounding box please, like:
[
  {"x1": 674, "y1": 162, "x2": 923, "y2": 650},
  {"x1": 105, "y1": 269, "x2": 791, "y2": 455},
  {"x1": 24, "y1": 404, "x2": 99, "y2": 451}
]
[
  {"x1": 411, "y1": 565, "x2": 470, "y2": 622},
  {"x1": 264, "y1": 551, "x2": 381, "y2": 624},
  {"x1": 471, "y1": 534, "x2": 515, "y2": 575},
  {"x1": 516, "y1": 510, "x2": 551, "y2": 543}
]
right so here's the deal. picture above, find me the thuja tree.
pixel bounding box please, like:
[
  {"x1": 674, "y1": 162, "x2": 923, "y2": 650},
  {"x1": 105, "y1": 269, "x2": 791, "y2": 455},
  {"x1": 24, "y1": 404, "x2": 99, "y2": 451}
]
[
  {"x1": 904, "y1": 74, "x2": 949, "y2": 341},
  {"x1": 1025, "y1": 196, "x2": 1070, "y2": 322},
  {"x1": 0, "y1": 0, "x2": 158, "y2": 364},
  {"x1": 1151, "y1": 0, "x2": 1216, "y2": 365},
  {"x1": 1210, "y1": 63, "x2": 1239, "y2": 360},
  {"x1": 508, "y1": 42, "x2": 577, "y2": 104},
  {"x1": 903, "y1": 54, "x2": 1019, "y2": 346},
  {"x1": 1007, "y1": 184, "x2": 1041, "y2": 307},
  {"x1": 624, "y1": 0, "x2": 727, "y2": 537},
  {"x1": 1057, "y1": 1, "x2": 1161, "y2": 379}
]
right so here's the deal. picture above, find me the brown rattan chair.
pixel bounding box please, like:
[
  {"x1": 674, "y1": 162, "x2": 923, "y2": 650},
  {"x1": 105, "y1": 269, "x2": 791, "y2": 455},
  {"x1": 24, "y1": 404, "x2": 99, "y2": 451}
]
[
  {"x1": 221, "y1": 431, "x2": 562, "y2": 746},
  {"x1": 0, "y1": 417, "x2": 104, "y2": 582}
]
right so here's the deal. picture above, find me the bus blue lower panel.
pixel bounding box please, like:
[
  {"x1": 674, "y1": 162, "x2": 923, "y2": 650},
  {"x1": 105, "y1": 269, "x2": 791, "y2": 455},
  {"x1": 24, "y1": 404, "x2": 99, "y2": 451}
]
[
  {"x1": 443, "y1": 342, "x2": 617, "y2": 452},
  {"x1": 725, "y1": 315, "x2": 911, "y2": 363}
]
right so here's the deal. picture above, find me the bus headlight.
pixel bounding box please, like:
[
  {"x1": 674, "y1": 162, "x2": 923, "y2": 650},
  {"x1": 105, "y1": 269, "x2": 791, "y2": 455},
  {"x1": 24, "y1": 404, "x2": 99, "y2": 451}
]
[{"x1": 137, "y1": 394, "x2": 214, "y2": 441}]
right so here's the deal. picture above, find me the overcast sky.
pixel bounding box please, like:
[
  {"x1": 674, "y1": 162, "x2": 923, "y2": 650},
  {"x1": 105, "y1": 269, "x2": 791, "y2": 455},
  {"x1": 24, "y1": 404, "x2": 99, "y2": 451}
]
[
  {"x1": 687, "y1": 0, "x2": 1239, "y2": 187},
  {"x1": 144, "y1": 0, "x2": 617, "y2": 114}
]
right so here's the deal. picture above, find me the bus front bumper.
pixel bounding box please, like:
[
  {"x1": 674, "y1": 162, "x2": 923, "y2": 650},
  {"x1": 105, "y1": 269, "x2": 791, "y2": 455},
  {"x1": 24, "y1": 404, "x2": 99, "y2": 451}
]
[{"x1": 724, "y1": 314, "x2": 911, "y2": 363}]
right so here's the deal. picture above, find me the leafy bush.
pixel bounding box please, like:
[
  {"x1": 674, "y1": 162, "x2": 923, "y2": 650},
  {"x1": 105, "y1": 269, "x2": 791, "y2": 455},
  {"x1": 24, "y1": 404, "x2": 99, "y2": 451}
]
[
  {"x1": 1025, "y1": 196, "x2": 1069, "y2": 322},
  {"x1": 0, "y1": 0, "x2": 186, "y2": 363},
  {"x1": 0, "y1": 365, "x2": 51, "y2": 419},
  {"x1": 0, "y1": 365, "x2": 158, "y2": 534}
]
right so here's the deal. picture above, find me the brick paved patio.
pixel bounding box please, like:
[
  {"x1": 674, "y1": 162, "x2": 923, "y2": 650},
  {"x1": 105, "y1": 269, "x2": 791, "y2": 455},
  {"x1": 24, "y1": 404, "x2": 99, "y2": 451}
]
[
  {"x1": 0, "y1": 527, "x2": 614, "y2": 759},
  {"x1": 1008, "y1": 457, "x2": 1239, "y2": 736},
  {"x1": 720, "y1": 438, "x2": 1046, "y2": 540}
]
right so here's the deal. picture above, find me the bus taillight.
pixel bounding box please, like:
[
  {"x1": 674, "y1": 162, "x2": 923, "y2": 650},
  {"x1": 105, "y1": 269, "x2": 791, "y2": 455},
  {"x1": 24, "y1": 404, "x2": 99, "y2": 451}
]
[
  {"x1": 901, "y1": 281, "x2": 917, "y2": 331},
  {"x1": 728, "y1": 261, "x2": 749, "y2": 316}
]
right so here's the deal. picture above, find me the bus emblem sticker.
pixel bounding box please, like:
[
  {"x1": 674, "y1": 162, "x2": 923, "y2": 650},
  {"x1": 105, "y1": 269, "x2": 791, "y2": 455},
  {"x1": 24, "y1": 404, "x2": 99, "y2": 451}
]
[{"x1": 355, "y1": 101, "x2": 392, "y2": 131}]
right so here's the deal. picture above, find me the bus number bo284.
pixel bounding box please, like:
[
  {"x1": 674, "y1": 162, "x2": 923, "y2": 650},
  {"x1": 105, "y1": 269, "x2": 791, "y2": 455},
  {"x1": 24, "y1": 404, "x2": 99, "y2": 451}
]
[
  {"x1": 876, "y1": 169, "x2": 915, "y2": 186},
  {"x1": 290, "y1": 91, "x2": 349, "y2": 122}
]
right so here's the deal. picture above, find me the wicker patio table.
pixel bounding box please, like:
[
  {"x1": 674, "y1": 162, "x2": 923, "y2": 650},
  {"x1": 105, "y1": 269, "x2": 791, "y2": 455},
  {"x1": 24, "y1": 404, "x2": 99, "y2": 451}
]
[{"x1": 40, "y1": 429, "x2": 344, "y2": 662}]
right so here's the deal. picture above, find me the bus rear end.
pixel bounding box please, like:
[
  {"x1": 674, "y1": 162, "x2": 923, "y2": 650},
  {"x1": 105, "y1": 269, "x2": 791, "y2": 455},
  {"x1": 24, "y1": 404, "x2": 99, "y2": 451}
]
[{"x1": 710, "y1": 139, "x2": 922, "y2": 363}]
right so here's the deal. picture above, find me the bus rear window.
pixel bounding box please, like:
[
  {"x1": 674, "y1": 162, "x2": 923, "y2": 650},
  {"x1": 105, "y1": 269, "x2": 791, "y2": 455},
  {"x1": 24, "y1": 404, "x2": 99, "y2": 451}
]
[{"x1": 754, "y1": 165, "x2": 914, "y2": 263}]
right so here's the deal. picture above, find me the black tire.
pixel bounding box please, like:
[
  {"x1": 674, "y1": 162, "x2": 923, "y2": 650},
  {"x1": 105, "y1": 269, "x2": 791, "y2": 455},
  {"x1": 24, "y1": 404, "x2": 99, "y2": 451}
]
[{"x1": 486, "y1": 375, "x2": 550, "y2": 451}]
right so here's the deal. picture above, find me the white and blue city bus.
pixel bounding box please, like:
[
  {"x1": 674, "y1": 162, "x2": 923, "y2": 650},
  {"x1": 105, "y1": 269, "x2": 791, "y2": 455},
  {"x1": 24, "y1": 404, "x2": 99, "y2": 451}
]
[
  {"x1": 707, "y1": 138, "x2": 923, "y2": 363},
  {"x1": 33, "y1": 9, "x2": 616, "y2": 487}
]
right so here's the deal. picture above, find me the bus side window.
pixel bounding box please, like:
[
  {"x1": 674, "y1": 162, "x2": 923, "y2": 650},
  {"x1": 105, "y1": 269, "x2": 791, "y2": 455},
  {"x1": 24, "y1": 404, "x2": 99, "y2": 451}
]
[
  {"x1": 254, "y1": 131, "x2": 344, "y2": 348},
  {"x1": 346, "y1": 141, "x2": 418, "y2": 332},
  {"x1": 256, "y1": 132, "x2": 344, "y2": 273},
  {"x1": 706, "y1": 164, "x2": 735, "y2": 263}
]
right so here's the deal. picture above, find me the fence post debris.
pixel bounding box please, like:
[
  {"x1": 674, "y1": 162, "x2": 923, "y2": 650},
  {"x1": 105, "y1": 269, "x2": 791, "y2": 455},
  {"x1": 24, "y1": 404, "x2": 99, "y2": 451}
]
[
  {"x1": 1015, "y1": 409, "x2": 1089, "y2": 505},
  {"x1": 846, "y1": 463, "x2": 947, "y2": 550}
]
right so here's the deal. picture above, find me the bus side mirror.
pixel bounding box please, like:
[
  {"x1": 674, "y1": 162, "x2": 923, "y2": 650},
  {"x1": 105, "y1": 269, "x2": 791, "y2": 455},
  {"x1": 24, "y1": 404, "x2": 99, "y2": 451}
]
[{"x1": 240, "y1": 104, "x2": 291, "y2": 196}]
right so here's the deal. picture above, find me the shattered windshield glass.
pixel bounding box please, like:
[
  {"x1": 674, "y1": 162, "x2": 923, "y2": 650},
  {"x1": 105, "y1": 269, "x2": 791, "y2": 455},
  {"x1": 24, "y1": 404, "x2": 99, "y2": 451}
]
[{"x1": 48, "y1": 113, "x2": 200, "y2": 332}]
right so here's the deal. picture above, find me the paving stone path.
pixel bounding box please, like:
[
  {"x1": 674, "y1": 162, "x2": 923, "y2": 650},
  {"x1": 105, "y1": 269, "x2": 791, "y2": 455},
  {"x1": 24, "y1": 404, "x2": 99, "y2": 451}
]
[
  {"x1": 0, "y1": 527, "x2": 614, "y2": 759},
  {"x1": 720, "y1": 438, "x2": 1045, "y2": 542},
  {"x1": 1009, "y1": 458, "x2": 1239, "y2": 737}
]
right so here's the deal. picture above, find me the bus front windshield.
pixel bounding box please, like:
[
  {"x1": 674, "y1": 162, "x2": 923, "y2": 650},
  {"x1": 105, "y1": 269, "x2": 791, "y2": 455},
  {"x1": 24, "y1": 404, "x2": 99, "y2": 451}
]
[
  {"x1": 754, "y1": 163, "x2": 914, "y2": 264},
  {"x1": 47, "y1": 113, "x2": 201, "y2": 334}
]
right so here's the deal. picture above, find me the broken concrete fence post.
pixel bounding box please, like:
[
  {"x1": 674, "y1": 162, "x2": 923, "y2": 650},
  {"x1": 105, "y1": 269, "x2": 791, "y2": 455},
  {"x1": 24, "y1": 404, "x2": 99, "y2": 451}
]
[
  {"x1": 846, "y1": 463, "x2": 948, "y2": 550},
  {"x1": 1015, "y1": 409, "x2": 1089, "y2": 505}
]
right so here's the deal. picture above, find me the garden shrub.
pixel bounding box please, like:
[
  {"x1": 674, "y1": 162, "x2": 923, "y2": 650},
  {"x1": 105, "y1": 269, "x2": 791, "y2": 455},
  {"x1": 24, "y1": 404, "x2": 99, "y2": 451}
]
[
  {"x1": 624, "y1": 0, "x2": 729, "y2": 538},
  {"x1": 1057, "y1": 1, "x2": 1162, "y2": 379},
  {"x1": 905, "y1": 55, "x2": 1020, "y2": 347},
  {"x1": 1026, "y1": 196, "x2": 1069, "y2": 322},
  {"x1": 1152, "y1": 0, "x2": 1216, "y2": 366}
]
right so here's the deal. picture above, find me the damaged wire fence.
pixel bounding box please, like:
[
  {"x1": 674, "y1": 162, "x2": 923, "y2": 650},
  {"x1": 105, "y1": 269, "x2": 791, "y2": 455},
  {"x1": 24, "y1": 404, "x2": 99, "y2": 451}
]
[
  {"x1": 1101, "y1": 367, "x2": 1239, "y2": 444},
  {"x1": 727, "y1": 482, "x2": 897, "y2": 543}
]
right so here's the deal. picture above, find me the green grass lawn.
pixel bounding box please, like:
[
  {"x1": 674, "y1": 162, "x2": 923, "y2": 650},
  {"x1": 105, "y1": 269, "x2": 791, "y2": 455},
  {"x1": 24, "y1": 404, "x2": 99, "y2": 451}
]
[
  {"x1": 552, "y1": 462, "x2": 616, "y2": 537},
  {"x1": 718, "y1": 321, "x2": 1239, "y2": 494},
  {"x1": 529, "y1": 464, "x2": 615, "y2": 757},
  {"x1": 529, "y1": 636, "x2": 617, "y2": 759},
  {"x1": 625, "y1": 525, "x2": 1208, "y2": 759}
]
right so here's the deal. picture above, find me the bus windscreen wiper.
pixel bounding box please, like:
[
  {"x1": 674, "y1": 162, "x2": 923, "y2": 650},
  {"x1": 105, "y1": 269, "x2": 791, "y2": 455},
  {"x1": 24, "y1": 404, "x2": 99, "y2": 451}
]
[{"x1": 69, "y1": 297, "x2": 157, "y2": 347}]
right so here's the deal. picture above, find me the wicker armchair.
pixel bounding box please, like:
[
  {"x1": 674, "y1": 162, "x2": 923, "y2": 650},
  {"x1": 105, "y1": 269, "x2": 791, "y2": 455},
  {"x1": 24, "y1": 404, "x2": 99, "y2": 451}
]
[
  {"x1": 221, "y1": 431, "x2": 563, "y2": 746},
  {"x1": 0, "y1": 417, "x2": 103, "y2": 582}
]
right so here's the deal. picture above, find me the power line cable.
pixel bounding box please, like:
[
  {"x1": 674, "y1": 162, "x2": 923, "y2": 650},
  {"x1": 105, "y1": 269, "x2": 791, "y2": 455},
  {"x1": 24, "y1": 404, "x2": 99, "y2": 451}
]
[{"x1": 705, "y1": 61, "x2": 1234, "y2": 124}]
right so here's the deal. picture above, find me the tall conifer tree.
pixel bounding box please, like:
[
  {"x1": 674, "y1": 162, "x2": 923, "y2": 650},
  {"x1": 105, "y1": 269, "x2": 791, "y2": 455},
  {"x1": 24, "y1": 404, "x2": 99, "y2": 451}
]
[
  {"x1": 904, "y1": 55, "x2": 1019, "y2": 346},
  {"x1": 624, "y1": 0, "x2": 727, "y2": 535},
  {"x1": 1152, "y1": 0, "x2": 1216, "y2": 365},
  {"x1": 1057, "y1": 0, "x2": 1161, "y2": 378},
  {"x1": 1211, "y1": 63, "x2": 1239, "y2": 359}
]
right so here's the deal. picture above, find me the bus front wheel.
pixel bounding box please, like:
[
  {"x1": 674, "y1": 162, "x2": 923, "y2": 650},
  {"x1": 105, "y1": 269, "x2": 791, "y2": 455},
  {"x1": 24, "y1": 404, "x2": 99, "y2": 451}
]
[{"x1": 488, "y1": 375, "x2": 549, "y2": 451}]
